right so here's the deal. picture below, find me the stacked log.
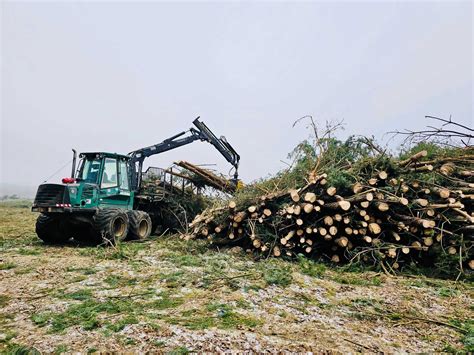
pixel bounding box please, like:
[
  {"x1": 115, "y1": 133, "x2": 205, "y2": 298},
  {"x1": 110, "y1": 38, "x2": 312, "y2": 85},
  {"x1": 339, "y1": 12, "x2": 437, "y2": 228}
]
[
  {"x1": 175, "y1": 161, "x2": 237, "y2": 193},
  {"x1": 187, "y1": 150, "x2": 474, "y2": 274}
]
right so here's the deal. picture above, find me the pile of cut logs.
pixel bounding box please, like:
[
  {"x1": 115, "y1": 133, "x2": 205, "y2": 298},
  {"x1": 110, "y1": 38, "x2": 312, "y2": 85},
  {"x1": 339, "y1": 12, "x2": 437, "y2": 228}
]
[
  {"x1": 188, "y1": 150, "x2": 474, "y2": 272},
  {"x1": 175, "y1": 161, "x2": 237, "y2": 193}
]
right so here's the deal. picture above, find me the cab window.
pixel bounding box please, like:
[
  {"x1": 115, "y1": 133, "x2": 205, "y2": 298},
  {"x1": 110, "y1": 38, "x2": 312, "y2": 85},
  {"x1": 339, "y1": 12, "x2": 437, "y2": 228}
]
[
  {"x1": 101, "y1": 158, "x2": 118, "y2": 188},
  {"x1": 119, "y1": 160, "x2": 129, "y2": 190},
  {"x1": 78, "y1": 157, "x2": 101, "y2": 184}
]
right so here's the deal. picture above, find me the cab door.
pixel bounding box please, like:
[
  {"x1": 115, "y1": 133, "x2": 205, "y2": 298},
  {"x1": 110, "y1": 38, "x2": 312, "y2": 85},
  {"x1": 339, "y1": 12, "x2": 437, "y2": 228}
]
[{"x1": 98, "y1": 157, "x2": 131, "y2": 208}]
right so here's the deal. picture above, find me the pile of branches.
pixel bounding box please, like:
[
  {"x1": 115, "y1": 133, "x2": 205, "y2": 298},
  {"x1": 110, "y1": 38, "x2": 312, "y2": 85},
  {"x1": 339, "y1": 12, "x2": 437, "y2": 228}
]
[{"x1": 187, "y1": 118, "x2": 474, "y2": 277}]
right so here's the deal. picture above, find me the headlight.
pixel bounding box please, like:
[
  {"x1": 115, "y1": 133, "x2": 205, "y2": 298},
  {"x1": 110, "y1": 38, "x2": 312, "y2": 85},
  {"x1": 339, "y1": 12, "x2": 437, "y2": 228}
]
[{"x1": 69, "y1": 187, "x2": 77, "y2": 195}]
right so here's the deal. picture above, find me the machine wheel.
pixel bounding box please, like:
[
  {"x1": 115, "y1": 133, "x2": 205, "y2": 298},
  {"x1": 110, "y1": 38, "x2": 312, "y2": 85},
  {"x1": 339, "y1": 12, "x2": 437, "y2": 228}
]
[
  {"x1": 127, "y1": 210, "x2": 152, "y2": 240},
  {"x1": 35, "y1": 214, "x2": 70, "y2": 244},
  {"x1": 92, "y1": 208, "x2": 129, "y2": 245}
]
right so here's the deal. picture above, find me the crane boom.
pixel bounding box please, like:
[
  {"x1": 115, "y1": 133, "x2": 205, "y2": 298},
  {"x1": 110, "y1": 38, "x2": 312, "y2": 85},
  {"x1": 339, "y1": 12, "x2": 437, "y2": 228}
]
[{"x1": 128, "y1": 117, "x2": 240, "y2": 190}]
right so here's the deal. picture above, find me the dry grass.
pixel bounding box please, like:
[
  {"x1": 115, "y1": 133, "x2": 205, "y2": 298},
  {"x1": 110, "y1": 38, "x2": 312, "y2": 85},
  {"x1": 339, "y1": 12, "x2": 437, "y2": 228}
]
[{"x1": 0, "y1": 204, "x2": 473, "y2": 352}]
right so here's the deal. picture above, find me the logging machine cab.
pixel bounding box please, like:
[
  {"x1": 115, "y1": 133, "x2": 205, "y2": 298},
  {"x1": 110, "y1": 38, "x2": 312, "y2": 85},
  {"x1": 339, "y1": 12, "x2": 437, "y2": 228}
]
[{"x1": 32, "y1": 152, "x2": 134, "y2": 213}]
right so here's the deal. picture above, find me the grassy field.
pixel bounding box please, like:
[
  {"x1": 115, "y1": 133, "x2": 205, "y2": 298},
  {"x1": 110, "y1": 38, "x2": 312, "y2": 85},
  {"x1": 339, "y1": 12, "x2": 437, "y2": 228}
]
[{"x1": 0, "y1": 202, "x2": 473, "y2": 353}]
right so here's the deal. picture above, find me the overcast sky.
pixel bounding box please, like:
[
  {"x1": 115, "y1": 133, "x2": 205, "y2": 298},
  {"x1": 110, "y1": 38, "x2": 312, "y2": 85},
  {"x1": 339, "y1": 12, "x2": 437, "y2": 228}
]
[{"x1": 1, "y1": 1, "x2": 472, "y2": 195}]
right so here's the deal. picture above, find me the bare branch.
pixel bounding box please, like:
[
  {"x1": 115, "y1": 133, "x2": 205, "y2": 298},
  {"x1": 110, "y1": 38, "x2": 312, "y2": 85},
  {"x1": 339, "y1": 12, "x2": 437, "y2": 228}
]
[{"x1": 390, "y1": 115, "x2": 473, "y2": 147}]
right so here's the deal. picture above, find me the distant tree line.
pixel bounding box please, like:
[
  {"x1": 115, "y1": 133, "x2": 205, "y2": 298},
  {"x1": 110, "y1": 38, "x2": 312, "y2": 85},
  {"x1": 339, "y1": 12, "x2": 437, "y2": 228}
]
[{"x1": 1, "y1": 194, "x2": 20, "y2": 200}]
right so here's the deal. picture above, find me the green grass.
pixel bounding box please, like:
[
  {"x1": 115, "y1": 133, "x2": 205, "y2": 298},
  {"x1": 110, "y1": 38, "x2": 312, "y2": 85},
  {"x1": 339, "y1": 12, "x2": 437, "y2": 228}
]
[
  {"x1": 448, "y1": 319, "x2": 474, "y2": 352},
  {"x1": 106, "y1": 316, "x2": 139, "y2": 332},
  {"x1": 297, "y1": 255, "x2": 326, "y2": 278},
  {"x1": 260, "y1": 261, "x2": 293, "y2": 287},
  {"x1": 77, "y1": 242, "x2": 147, "y2": 261},
  {"x1": 163, "y1": 252, "x2": 202, "y2": 267},
  {"x1": 169, "y1": 347, "x2": 190, "y2": 355},
  {"x1": 104, "y1": 275, "x2": 137, "y2": 288},
  {"x1": 13, "y1": 267, "x2": 34, "y2": 275},
  {"x1": 2, "y1": 344, "x2": 41, "y2": 355},
  {"x1": 331, "y1": 273, "x2": 382, "y2": 286},
  {"x1": 0, "y1": 262, "x2": 16, "y2": 270},
  {"x1": 17, "y1": 248, "x2": 41, "y2": 256},
  {"x1": 167, "y1": 302, "x2": 261, "y2": 330},
  {"x1": 437, "y1": 287, "x2": 460, "y2": 298},
  {"x1": 31, "y1": 298, "x2": 141, "y2": 333},
  {"x1": 159, "y1": 270, "x2": 193, "y2": 289},
  {"x1": 148, "y1": 292, "x2": 184, "y2": 310},
  {"x1": 0, "y1": 294, "x2": 9, "y2": 307},
  {"x1": 65, "y1": 266, "x2": 97, "y2": 275},
  {"x1": 53, "y1": 344, "x2": 68, "y2": 354},
  {"x1": 60, "y1": 289, "x2": 93, "y2": 301}
]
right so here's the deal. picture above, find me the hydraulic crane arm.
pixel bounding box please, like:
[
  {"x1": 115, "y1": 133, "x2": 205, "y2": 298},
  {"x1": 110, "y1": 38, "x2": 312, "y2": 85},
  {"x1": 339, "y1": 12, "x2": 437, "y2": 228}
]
[{"x1": 128, "y1": 117, "x2": 240, "y2": 190}]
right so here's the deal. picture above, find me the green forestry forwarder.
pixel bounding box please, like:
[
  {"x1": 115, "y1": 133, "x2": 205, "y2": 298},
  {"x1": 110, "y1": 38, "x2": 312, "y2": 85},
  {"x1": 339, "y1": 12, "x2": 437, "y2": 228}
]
[{"x1": 31, "y1": 118, "x2": 240, "y2": 245}]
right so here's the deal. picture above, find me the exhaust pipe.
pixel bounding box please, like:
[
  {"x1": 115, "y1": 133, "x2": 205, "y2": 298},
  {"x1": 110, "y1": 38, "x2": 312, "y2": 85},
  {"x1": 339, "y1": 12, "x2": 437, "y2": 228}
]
[{"x1": 71, "y1": 149, "x2": 77, "y2": 178}]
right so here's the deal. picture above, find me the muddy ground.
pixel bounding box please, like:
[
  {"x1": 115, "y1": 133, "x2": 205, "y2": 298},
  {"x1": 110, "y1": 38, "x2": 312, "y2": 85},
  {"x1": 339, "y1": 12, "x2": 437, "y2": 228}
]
[{"x1": 0, "y1": 203, "x2": 473, "y2": 353}]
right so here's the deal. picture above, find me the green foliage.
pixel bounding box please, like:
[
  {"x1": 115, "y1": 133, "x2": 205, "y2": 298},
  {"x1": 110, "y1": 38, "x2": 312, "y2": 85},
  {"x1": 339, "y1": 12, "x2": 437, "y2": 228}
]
[
  {"x1": 163, "y1": 252, "x2": 201, "y2": 267},
  {"x1": 158, "y1": 270, "x2": 190, "y2": 288},
  {"x1": 3, "y1": 344, "x2": 41, "y2": 355},
  {"x1": 31, "y1": 298, "x2": 140, "y2": 333},
  {"x1": 449, "y1": 319, "x2": 474, "y2": 352},
  {"x1": 297, "y1": 255, "x2": 326, "y2": 278},
  {"x1": 231, "y1": 134, "x2": 385, "y2": 208},
  {"x1": 65, "y1": 266, "x2": 97, "y2": 275},
  {"x1": 331, "y1": 272, "x2": 382, "y2": 286},
  {"x1": 399, "y1": 142, "x2": 452, "y2": 161},
  {"x1": 169, "y1": 347, "x2": 191, "y2": 355},
  {"x1": 0, "y1": 294, "x2": 9, "y2": 307},
  {"x1": 104, "y1": 275, "x2": 137, "y2": 288},
  {"x1": 0, "y1": 262, "x2": 16, "y2": 270},
  {"x1": 53, "y1": 344, "x2": 68, "y2": 354},
  {"x1": 168, "y1": 303, "x2": 261, "y2": 330},
  {"x1": 437, "y1": 287, "x2": 460, "y2": 298},
  {"x1": 106, "y1": 316, "x2": 139, "y2": 332},
  {"x1": 148, "y1": 292, "x2": 184, "y2": 310},
  {"x1": 60, "y1": 289, "x2": 93, "y2": 301},
  {"x1": 262, "y1": 263, "x2": 293, "y2": 287},
  {"x1": 17, "y1": 248, "x2": 41, "y2": 256}
]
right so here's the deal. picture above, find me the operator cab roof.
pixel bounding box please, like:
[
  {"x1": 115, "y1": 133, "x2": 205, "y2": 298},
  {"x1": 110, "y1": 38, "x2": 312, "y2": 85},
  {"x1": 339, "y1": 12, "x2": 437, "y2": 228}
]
[{"x1": 80, "y1": 152, "x2": 131, "y2": 160}]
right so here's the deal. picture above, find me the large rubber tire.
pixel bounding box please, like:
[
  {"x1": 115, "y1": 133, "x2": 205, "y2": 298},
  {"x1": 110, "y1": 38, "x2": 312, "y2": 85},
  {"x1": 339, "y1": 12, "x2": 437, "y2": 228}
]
[
  {"x1": 92, "y1": 208, "x2": 129, "y2": 245},
  {"x1": 127, "y1": 210, "x2": 152, "y2": 240},
  {"x1": 35, "y1": 214, "x2": 70, "y2": 244}
]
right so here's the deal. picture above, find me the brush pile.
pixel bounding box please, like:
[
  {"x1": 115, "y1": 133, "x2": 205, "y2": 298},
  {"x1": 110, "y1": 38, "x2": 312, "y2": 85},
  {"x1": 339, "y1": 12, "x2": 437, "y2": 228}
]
[{"x1": 187, "y1": 125, "x2": 474, "y2": 276}]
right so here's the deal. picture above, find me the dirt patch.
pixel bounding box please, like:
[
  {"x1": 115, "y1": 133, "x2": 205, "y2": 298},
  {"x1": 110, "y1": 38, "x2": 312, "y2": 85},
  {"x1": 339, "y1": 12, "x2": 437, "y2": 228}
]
[{"x1": 0, "y1": 206, "x2": 472, "y2": 352}]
